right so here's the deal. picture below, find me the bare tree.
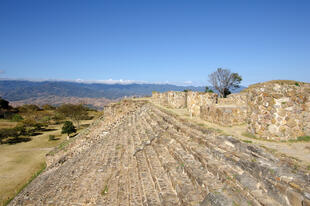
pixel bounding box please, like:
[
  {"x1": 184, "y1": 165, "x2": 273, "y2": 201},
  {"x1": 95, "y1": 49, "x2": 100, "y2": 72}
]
[{"x1": 208, "y1": 68, "x2": 242, "y2": 98}]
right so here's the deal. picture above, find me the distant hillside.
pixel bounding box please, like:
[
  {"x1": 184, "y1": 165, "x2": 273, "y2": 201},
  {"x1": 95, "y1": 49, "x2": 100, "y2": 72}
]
[
  {"x1": 0, "y1": 80, "x2": 206, "y2": 101},
  {"x1": 9, "y1": 96, "x2": 114, "y2": 110},
  {"x1": 0, "y1": 80, "x2": 245, "y2": 108}
]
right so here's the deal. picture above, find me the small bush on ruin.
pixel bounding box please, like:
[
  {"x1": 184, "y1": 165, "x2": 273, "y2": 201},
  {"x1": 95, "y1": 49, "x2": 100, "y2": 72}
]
[{"x1": 49, "y1": 135, "x2": 56, "y2": 141}]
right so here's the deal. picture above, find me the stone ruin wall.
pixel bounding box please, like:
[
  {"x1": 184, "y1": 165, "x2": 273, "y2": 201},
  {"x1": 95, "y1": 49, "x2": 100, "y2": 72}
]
[
  {"x1": 151, "y1": 81, "x2": 310, "y2": 141},
  {"x1": 247, "y1": 81, "x2": 310, "y2": 140},
  {"x1": 200, "y1": 93, "x2": 248, "y2": 126},
  {"x1": 152, "y1": 91, "x2": 187, "y2": 108},
  {"x1": 152, "y1": 91, "x2": 247, "y2": 126},
  {"x1": 217, "y1": 93, "x2": 248, "y2": 105},
  {"x1": 186, "y1": 91, "x2": 218, "y2": 116},
  {"x1": 151, "y1": 91, "x2": 168, "y2": 106},
  {"x1": 200, "y1": 105, "x2": 248, "y2": 126},
  {"x1": 167, "y1": 91, "x2": 187, "y2": 108}
]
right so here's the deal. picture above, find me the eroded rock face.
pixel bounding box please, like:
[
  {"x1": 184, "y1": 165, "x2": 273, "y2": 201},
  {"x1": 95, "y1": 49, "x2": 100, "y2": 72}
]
[
  {"x1": 247, "y1": 82, "x2": 310, "y2": 140},
  {"x1": 9, "y1": 100, "x2": 310, "y2": 206}
]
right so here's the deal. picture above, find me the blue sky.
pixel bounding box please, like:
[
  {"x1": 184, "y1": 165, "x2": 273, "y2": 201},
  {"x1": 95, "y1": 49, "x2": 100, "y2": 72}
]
[{"x1": 0, "y1": 0, "x2": 309, "y2": 86}]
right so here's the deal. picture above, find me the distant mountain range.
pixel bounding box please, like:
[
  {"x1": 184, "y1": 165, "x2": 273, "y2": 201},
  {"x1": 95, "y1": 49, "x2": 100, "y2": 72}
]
[{"x1": 0, "y1": 80, "x2": 246, "y2": 108}]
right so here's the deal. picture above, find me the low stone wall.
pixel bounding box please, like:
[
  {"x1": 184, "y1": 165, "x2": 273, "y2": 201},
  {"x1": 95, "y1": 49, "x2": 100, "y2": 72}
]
[
  {"x1": 186, "y1": 91, "x2": 218, "y2": 117},
  {"x1": 217, "y1": 93, "x2": 247, "y2": 105},
  {"x1": 152, "y1": 91, "x2": 168, "y2": 106},
  {"x1": 247, "y1": 81, "x2": 310, "y2": 140},
  {"x1": 167, "y1": 91, "x2": 187, "y2": 108},
  {"x1": 201, "y1": 105, "x2": 247, "y2": 126}
]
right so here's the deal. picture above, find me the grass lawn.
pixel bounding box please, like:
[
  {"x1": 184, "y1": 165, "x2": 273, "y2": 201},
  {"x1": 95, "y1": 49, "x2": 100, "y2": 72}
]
[
  {"x1": 0, "y1": 119, "x2": 93, "y2": 206},
  {"x1": 0, "y1": 120, "x2": 17, "y2": 129}
]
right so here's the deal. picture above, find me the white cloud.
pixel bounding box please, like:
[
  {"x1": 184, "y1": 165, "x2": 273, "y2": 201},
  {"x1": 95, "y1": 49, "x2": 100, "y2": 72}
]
[
  {"x1": 183, "y1": 81, "x2": 193, "y2": 85},
  {"x1": 73, "y1": 78, "x2": 148, "y2": 85}
]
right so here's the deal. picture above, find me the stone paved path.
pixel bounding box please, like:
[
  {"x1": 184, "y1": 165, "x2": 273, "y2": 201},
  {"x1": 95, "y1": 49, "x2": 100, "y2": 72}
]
[{"x1": 9, "y1": 100, "x2": 310, "y2": 206}]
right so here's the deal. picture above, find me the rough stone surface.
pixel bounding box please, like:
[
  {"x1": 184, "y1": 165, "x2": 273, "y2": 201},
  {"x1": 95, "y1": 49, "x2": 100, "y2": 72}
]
[
  {"x1": 217, "y1": 93, "x2": 247, "y2": 105},
  {"x1": 200, "y1": 105, "x2": 247, "y2": 126},
  {"x1": 167, "y1": 91, "x2": 187, "y2": 109},
  {"x1": 9, "y1": 100, "x2": 310, "y2": 206},
  {"x1": 186, "y1": 91, "x2": 218, "y2": 117},
  {"x1": 247, "y1": 81, "x2": 310, "y2": 140},
  {"x1": 152, "y1": 91, "x2": 168, "y2": 106}
]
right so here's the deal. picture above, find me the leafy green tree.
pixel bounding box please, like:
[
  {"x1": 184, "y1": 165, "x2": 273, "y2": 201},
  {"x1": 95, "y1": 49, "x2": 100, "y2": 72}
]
[
  {"x1": 61, "y1": 121, "x2": 76, "y2": 137},
  {"x1": 42, "y1": 104, "x2": 56, "y2": 110},
  {"x1": 208, "y1": 68, "x2": 242, "y2": 98},
  {"x1": 57, "y1": 104, "x2": 88, "y2": 128},
  {"x1": 15, "y1": 125, "x2": 27, "y2": 136},
  {"x1": 0, "y1": 127, "x2": 20, "y2": 143},
  {"x1": 11, "y1": 114, "x2": 23, "y2": 122},
  {"x1": 22, "y1": 118, "x2": 37, "y2": 127},
  {"x1": 0, "y1": 97, "x2": 13, "y2": 119},
  {"x1": 205, "y1": 86, "x2": 214, "y2": 93},
  {"x1": 0, "y1": 98, "x2": 10, "y2": 110},
  {"x1": 17, "y1": 104, "x2": 41, "y2": 113}
]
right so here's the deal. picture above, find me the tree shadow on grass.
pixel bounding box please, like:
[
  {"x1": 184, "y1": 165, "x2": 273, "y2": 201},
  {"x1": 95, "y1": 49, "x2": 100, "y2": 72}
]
[
  {"x1": 4, "y1": 137, "x2": 32, "y2": 144},
  {"x1": 49, "y1": 137, "x2": 60, "y2": 141},
  {"x1": 70, "y1": 133, "x2": 78, "y2": 138},
  {"x1": 29, "y1": 132, "x2": 43, "y2": 136},
  {"x1": 41, "y1": 128, "x2": 58, "y2": 132}
]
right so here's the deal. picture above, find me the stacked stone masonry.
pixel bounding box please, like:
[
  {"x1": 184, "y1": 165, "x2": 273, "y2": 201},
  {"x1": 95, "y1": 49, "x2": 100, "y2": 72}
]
[
  {"x1": 152, "y1": 91, "x2": 247, "y2": 127},
  {"x1": 247, "y1": 81, "x2": 310, "y2": 140},
  {"x1": 186, "y1": 91, "x2": 218, "y2": 116},
  {"x1": 201, "y1": 105, "x2": 248, "y2": 126},
  {"x1": 10, "y1": 100, "x2": 310, "y2": 205},
  {"x1": 167, "y1": 91, "x2": 187, "y2": 108},
  {"x1": 152, "y1": 81, "x2": 310, "y2": 140},
  {"x1": 217, "y1": 93, "x2": 247, "y2": 105}
]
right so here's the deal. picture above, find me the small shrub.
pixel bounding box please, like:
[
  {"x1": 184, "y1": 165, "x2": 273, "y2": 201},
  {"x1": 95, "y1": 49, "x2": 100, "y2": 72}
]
[
  {"x1": 205, "y1": 86, "x2": 214, "y2": 93},
  {"x1": 49, "y1": 135, "x2": 56, "y2": 141},
  {"x1": 242, "y1": 140, "x2": 252, "y2": 143},
  {"x1": 34, "y1": 123, "x2": 45, "y2": 131},
  {"x1": 101, "y1": 185, "x2": 108, "y2": 196},
  {"x1": 242, "y1": 132, "x2": 257, "y2": 139},
  {"x1": 295, "y1": 82, "x2": 300, "y2": 87},
  {"x1": 289, "y1": 136, "x2": 310, "y2": 142},
  {"x1": 61, "y1": 121, "x2": 76, "y2": 137},
  {"x1": 296, "y1": 136, "x2": 310, "y2": 142},
  {"x1": 11, "y1": 114, "x2": 23, "y2": 122}
]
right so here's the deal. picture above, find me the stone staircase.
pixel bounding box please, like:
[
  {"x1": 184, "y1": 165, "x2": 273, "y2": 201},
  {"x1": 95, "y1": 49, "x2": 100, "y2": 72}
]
[{"x1": 9, "y1": 100, "x2": 310, "y2": 206}]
